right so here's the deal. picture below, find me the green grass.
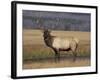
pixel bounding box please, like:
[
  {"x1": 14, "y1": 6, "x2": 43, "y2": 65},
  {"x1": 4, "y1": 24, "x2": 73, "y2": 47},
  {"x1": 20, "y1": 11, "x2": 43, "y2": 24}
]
[
  {"x1": 23, "y1": 50, "x2": 54, "y2": 61},
  {"x1": 23, "y1": 44, "x2": 90, "y2": 63}
]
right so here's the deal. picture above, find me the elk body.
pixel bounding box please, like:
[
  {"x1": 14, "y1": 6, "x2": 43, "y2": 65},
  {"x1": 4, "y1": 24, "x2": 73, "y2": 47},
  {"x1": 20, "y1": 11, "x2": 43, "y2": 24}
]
[{"x1": 43, "y1": 29, "x2": 79, "y2": 62}]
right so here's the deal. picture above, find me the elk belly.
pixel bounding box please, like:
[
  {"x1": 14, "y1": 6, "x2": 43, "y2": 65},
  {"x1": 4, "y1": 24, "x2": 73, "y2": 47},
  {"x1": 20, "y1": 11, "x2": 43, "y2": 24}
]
[{"x1": 52, "y1": 38, "x2": 70, "y2": 49}]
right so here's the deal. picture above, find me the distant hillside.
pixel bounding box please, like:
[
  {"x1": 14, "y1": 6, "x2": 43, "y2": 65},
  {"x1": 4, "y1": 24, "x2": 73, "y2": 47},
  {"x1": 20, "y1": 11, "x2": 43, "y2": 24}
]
[{"x1": 23, "y1": 10, "x2": 91, "y2": 32}]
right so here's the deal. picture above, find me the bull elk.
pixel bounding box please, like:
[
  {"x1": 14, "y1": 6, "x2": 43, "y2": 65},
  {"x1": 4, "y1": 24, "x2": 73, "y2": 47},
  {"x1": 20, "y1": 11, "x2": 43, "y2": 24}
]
[{"x1": 42, "y1": 29, "x2": 79, "y2": 62}]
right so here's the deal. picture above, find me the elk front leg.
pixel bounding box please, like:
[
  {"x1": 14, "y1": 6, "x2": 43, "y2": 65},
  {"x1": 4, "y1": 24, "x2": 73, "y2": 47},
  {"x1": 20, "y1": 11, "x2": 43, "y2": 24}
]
[{"x1": 53, "y1": 49, "x2": 60, "y2": 62}]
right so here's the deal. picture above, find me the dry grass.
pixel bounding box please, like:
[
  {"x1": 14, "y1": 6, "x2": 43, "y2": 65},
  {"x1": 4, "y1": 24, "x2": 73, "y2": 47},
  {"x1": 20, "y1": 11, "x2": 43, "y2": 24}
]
[{"x1": 23, "y1": 29, "x2": 90, "y2": 45}]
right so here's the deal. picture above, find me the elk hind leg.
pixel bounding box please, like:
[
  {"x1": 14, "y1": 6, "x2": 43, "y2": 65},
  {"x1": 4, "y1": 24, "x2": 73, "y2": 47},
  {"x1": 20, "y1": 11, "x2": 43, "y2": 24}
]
[
  {"x1": 71, "y1": 43, "x2": 78, "y2": 62},
  {"x1": 71, "y1": 47, "x2": 77, "y2": 62},
  {"x1": 72, "y1": 51, "x2": 77, "y2": 62}
]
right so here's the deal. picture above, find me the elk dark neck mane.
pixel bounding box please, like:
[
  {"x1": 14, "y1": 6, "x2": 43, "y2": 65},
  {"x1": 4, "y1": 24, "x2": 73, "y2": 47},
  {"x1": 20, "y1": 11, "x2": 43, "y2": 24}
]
[{"x1": 43, "y1": 32, "x2": 54, "y2": 48}]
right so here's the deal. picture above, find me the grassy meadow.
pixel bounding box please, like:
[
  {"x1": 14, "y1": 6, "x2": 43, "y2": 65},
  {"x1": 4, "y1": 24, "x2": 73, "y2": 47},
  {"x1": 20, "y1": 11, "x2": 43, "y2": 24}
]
[{"x1": 23, "y1": 29, "x2": 91, "y2": 69}]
